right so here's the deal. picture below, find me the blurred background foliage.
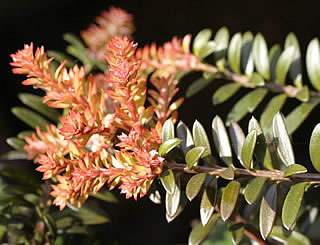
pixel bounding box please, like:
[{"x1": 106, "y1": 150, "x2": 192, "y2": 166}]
[{"x1": 2, "y1": 0, "x2": 320, "y2": 243}]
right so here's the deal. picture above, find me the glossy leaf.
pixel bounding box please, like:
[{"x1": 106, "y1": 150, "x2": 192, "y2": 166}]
[
  {"x1": 186, "y1": 173, "x2": 207, "y2": 202},
  {"x1": 193, "y1": 120, "x2": 212, "y2": 158},
  {"x1": 166, "y1": 192, "x2": 188, "y2": 222},
  {"x1": 228, "y1": 33, "x2": 242, "y2": 74},
  {"x1": 259, "y1": 184, "x2": 277, "y2": 240},
  {"x1": 221, "y1": 181, "x2": 240, "y2": 221},
  {"x1": 272, "y1": 113, "x2": 295, "y2": 166},
  {"x1": 284, "y1": 164, "x2": 307, "y2": 177},
  {"x1": 284, "y1": 33, "x2": 302, "y2": 82},
  {"x1": 177, "y1": 121, "x2": 194, "y2": 154},
  {"x1": 229, "y1": 223, "x2": 244, "y2": 245},
  {"x1": 186, "y1": 77, "x2": 214, "y2": 98},
  {"x1": 310, "y1": 123, "x2": 320, "y2": 172},
  {"x1": 212, "y1": 83, "x2": 241, "y2": 105},
  {"x1": 199, "y1": 40, "x2": 216, "y2": 60},
  {"x1": 226, "y1": 88, "x2": 268, "y2": 126},
  {"x1": 165, "y1": 175, "x2": 181, "y2": 217},
  {"x1": 282, "y1": 182, "x2": 307, "y2": 230},
  {"x1": 306, "y1": 38, "x2": 320, "y2": 91},
  {"x1": 158, "y1": 138, "x2": 182, "y2": 156},
  {"x1": 11, "y1": 107, "x2": 50, "y2": 131},
  {"x1": 248, "y1": 117, "x2": 273, "y2": 170},
  {"x1": 270, "y1": 226, "x2": 311, "y2": 245},
  {"x1": 193, "y1": 29, "x2": 212, "y2": 58},
  {"x1": 162, "y1": 119, "x2": 175, "y2": 142},
  {"x1": 260, "y1": 94, "x2": 287, "y2": 131},
  {"x1": 200, "y1": 178, "x2": 217, "y2": 225},
  {"x1": 296, "y1": 86, "x2": 309, "y2": 102},
  {"x1": 248, "y1": 72, "x2": 264, "y2": 86},
  {"x1": 275, "y1": 46, "x2": 295, "y2": 85},
  {"x1": 285, "y1": 99, "x2": 320, "y2": 135},
  {"x1": 188, "y1": 213, "x2": 220, "y2": 245},
  {"x1": 228, "y1": 122, "x2": 245, "y2": 166},
  {"x1": 269, "y1": 44, "x2": 282, "y2": 81},
  {"x1": 241, "y1": 130, "x2": 257, "y2": 169},
  {"x1": 212, "y1": 115, "x2": 233, "y2": 166},
  {"x1": 241, "y1": 31, "x2": 254, "y2": 75},
  {"x1": 186, "y1": 147, "x2": 205, "y2": 169},
  {"x1": 220, "y1": 166, "x2": 235, "y2": 180},
  {"x1": 253, "y1": 33, "x2": 270, "y2": 80},
  {"x1": 244, "y1": 177, "x2": 267, "y2": 205},
  {"x1": 214, "y1": 27, "x2": 229, "y2": 62},
  {"x1": 148, "y1": 184, "x2": 162, "y2": 205},
  {"x1": 160, "y1": 169, "x2": 176, "y2": 195},
  {"x1": 6, "y1": 137, "x2": 26, "y2": 152}
]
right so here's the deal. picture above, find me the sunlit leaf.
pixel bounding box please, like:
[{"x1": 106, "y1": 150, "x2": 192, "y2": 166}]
[
  {"x1": 272, "y1": 113, "x2": 295, "y2": 166},
  {"x1": 284, "y1": 164, "x2": 307, "y2": 177},
  {"x1": 221, "y1": 181, "x2": 240, "y2": 221},
  {"x1": 148, "y1": 184, "x2": 162, "y2": 205},
  {"x1": 269, "y1": 44, "x2": 281, "y2": 81},
  {"x1": 6, "y1": 137, "x2": 26, "y2": 152},
  {"x1": 212, "y1": 115, "x2": 233, "y2": 166},
  {"x1": 160, "y1": 169, "x2": 176, "y2": 195},
  {"x1": 186, "y1": 146, "x2": 205, "y2": 169},
  {"x1": 214, "y1": 27, "x2": 229, "y2": 63},
  {"x1": 212, "y1": 83, "x2": 241, "y2": 105},
  {"x1": 282, "y1": 182, "x2": 307, "y2": 230},
  {"x1": 220, "y1": 166, "x2": 235, "y2": 180},
  {"x1": 310, "y1": 123, "x2": 320, "y2": 172},
  {"x1": 226, "y1": 88, "x2": 268, "y2": 126},
  {"x1": 200, "y1": 177, "x2": 217, "y2": 225},
  {"x1": 241, "y1": 31, "x2": 254, "y2": 75},
  {"x1": 228, "y1": 33, "x2": 242, "y2": 74},
  {"x1": 188, "y1": 213, "x2": 220, "y2": 245},
  {"x1": 158, "y1": 138, "x2": 182, "y2": 156},
  {"x1": 284, "y1": 33, "x2": 302, "y2": 82},
  {"x1": 165, "y1": 175, "x2": 181, "y2": 217},
  {"x1": 296, "y1": 86, "x2": 309, "y2": 102},
  {"x1": 193, "y1": 29, "x2": 212, "y2": 58},
  {"x1": 306, "y1": 38, "x2": 320, "y2": 91},
  {"x1": 162, "y1": 119, "x2": 175, "y2": 142},
  {"x1": 275, "y1": 46, "x2": 296, "y2": 85},
  {"x1": 270, "y1": 226, "x2": 311, "y2": 245},
  {"x1": 186, "y1": 173, "x2": 207, "y2": 202},
  {"x1": 253, "y1": 33, "x2": 270, "y2": 80},
  {"x1": 229, "y1": 222, "x2": 244, "y2": 245},
  {"x1": 166, "y1": 192, "x2": 188, "y2": 222},
  {"x1": 241, "y1": 130, "x2": 256, "y2": 169},
  {"x1": 248, "y1": 72, "x2": 264, "y2": 86},
  {"x1": 193, "y1": 120, "x2": 212, "y2": 159},
  {"x1": 244, "y1": 177, "x2": 267, "y2": 205},
  {"x1": 177, "y1": 121, "x2": 194, "y2": 154},
  {"x1": 199, "y1": 41, "x2": 216, "y2": 61},
  {"x1": 259, "y1": 184, "x2": 277, "y2": 240},
  {"x1": 228, "y1": 122, "x2": 245, "y2": 166}
]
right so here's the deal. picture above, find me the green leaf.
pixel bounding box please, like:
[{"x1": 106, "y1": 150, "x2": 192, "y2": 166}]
[
  {"x1": 193, "y1": 29, "x2": 212, "y2": 58},
  {"x1": 162, "y1": 119, "x2": 175, "y2": 142},
  {"x1": 228, "y1": 33, "x2": 242, "y2": 74},
  {"x1": 186, "y1": 147, "x2": 205, "y2": 169},
  {"x1": 259, "y1": 184, "x2": 277, "y2": 240},
  {"x1": 226, "y1": 88, "x2": 268, "y2": 126},
  {"x1": 272, "y1": 113, "x2": 295, "y2": 166},
  {"x1": 306, "y1": 38, "x2": 320, "y2": 91},
  {"x1": 220, "y1": 166, "x2": 235, "y2": 180},
  {"x1": 0, "y1": 151, "x2": 27, "y2": 160},
  {"x1": 229, "y1": 223, "x2": 245, "y2": 245},
  {"x1": 228, "y1": 122, "x2": 245, "y2": 166},
  {"x1": 6, "y1": 137, "x2": 26, "y2": 152},
  {"x1": 166, "y1": 192, "x2": 188, "y2": 222},
  {"x1": 275, "y1": 46, "x2": 296, "y2": 85},
  {"x1": 177, "y1": 121, "x2": 194, "y2": 154},
  {"x1": 284, "y1": 33, "x2": 302, "y2": 82},
  {"x1": 241, "y1": 31, "x2": 254, "y2": 75},
  {"x1": 310, "y1": 123, "x2": 320, "y2": 172},
  {"x1": 193, "y1": 120, "x2": 212, "y2": 159},
  {"x1": 244, "y1": 177, "x2": 267, "y2": 205},
  {"x1": 18, "y1": 93, "x2": 60, "y2": 122},
  {"x1": 199, "y1": 41, "x2": 216, "y2": 61},
  {"x1": 248, "y1": 72, "x2": 264, "y2": 86},
  {"x1": 11, "y1": 107, "x2": 50, "y2": 131},
  {"x1": 148, "y1": 184, "x2": 162, "y2": 204},
  {"x1": 214, "y1": 27, "x2": 229, "y2": 63},
  {"x1": 91, "y1": 189, "x2": 118, "y2": 203},
  {"x1": 260, "y1": 94, "x2": 287, "y2": 131},
  {"x1": 221, "y1": 181, "x2": 240, "y2": 221},
  {"x1": 188, "y1": 213, "x2": 220, "y2": 245},
  {"x1": 71, "y1": 205, "x2": 109, "y2": 225},
  {"x1": 241, "y1": 130, "x2": 257, "y2": 169},
  {"x1": 296, "y1": 86, "x2": 310, "y2": 102},
  {"x1": 252, "y1": 33, "x2": 270, "y2": 80},
  {"x1": 186, "y1": 173, "x2": 207, "y2": 202},
  {"x1": 284, "y1": 164, "x2": 307, "y2": 177},
  {"x1": 47, "y1": 50, "x2": 76, "y2": 68},
  {"x1": 212, "y1": 115, "x2": 233, "y2": 166},
  {"x1": 248, "y1": 117, "x2": 273, "y2": 170},
  {"x1": 270, "y1": 226, "x2": 311, "y2": 245},
  {"x1": 63, "y1": 33, "x2": 86, "y2": 50},
  {"x1": 296, "y1": 206, "x2": 318, "y2": 233},
  {"x1": 282, "y1": 182, "x2": 307, "y2": 230},
  {"x1": 285, "y1": 99, "x2": 320, "y2": 135},
  {"x1": 165, "y1": 175, "x2": 181, "y2": 217},
  {"x1": 212, "y1": 83, "x2": 241, "y2": 105},
  {"x1": 160, "y1": 169, "x2": 176, "y2": 195},
  {"x1": 186, "y1": 77, "x2": 214, "y2": 98},
  {"x1": 158, "y1": 138, "x2": 182, "y2": 156},
  {"x1": 17, "y1": 130, "x2": 34, "y2": 139},
  {"x1": 269, "y1": 44, "x2": 282, "y2": 81},
  {"x1": 200, "y1": 177, "x2": 217, "y2": 225}
]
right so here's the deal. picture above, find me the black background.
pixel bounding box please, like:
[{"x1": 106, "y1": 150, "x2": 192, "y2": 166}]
[{"x1": 1, "y1": 0, "x2": 320, "y2": 243}]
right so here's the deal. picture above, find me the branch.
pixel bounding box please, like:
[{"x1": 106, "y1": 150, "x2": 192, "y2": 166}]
[
  {"x1": 167, "y1": 162, "x2": 320, "y2": 184},
  {"x1": 195, "y1": 63, "x2": 320, "y2": 100}
]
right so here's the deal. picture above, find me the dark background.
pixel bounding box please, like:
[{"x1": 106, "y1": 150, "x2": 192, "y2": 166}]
[{"x1": 1, "y1": 0, "x2": 320, "y2": 243}]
